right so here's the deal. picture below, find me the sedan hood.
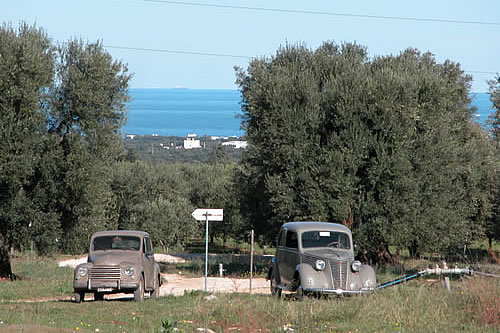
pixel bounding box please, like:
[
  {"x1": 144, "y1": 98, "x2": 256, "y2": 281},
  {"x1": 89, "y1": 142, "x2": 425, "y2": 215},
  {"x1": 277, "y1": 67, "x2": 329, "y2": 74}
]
[
  {"x1": 89, "y1": 251, "x2": 141, "y2": 266},
  {"x1": 304, "y1": 248, "x2": 352, "y2": 261}
]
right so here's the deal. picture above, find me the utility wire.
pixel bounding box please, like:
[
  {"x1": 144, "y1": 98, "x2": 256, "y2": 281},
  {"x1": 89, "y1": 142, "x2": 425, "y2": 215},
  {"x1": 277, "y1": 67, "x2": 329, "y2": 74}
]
[
  {"x1": 103, "y1": 45, "x2": 499, "y2": 75},
  {"x1": 104, "y1": 45, "x2": 251, "y2": 59},
  {"x1": 138, "y1": 0, "x2": 500, "y2": 27}
]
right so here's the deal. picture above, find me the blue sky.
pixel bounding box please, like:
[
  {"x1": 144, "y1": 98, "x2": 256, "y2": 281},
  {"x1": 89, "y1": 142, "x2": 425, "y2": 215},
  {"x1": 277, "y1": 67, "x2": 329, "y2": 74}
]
[{"x1": 3, "y1": 0, "x2": 499, "y2": 92}]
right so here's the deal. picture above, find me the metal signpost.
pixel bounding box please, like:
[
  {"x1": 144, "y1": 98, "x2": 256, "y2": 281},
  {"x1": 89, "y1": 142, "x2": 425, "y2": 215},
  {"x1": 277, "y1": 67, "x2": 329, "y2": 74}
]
[{"x1": 191, "y1": 208, "x2": 223, "y2": 292}]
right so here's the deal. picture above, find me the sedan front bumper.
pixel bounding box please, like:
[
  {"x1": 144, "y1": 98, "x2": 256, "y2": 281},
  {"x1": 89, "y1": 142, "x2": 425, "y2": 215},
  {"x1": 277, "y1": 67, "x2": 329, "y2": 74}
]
[{"x1": 302, "y1": 287, "x2": 375, "y2": 296}]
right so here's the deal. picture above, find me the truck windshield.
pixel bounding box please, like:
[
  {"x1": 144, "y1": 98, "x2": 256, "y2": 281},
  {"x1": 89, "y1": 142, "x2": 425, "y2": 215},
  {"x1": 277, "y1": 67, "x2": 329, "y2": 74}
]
[
  {"x1": 301, "y1": 231, "x2": 350, "y2": 249},
  {"x1": 92, "y1": 236, "x2": 141, "y2": 251}
]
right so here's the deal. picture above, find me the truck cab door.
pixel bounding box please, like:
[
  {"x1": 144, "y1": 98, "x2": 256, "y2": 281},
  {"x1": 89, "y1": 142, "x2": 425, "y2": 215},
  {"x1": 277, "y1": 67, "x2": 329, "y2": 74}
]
[{"x1": 142, "y1": 236, "x2": 155, "y2": 290}]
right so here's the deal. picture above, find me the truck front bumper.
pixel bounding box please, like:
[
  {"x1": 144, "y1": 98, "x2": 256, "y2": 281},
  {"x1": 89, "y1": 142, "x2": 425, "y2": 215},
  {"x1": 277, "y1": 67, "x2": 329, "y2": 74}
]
[{"x1": 74, "y1": 279, "x2": 139, "y2": 292}]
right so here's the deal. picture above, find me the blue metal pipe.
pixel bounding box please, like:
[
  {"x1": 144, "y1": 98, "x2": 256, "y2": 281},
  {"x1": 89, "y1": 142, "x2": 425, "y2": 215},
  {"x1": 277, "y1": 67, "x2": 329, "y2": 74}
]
[{"x1": 376, "y1": 272, "x2": 421, "y2": 290}]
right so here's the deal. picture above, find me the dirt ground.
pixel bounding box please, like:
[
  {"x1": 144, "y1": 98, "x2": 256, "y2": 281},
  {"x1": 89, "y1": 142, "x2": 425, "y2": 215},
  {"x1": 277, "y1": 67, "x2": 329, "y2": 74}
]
[{"x1": 58, "y1": 254, "x2": 271, "y2": 300}]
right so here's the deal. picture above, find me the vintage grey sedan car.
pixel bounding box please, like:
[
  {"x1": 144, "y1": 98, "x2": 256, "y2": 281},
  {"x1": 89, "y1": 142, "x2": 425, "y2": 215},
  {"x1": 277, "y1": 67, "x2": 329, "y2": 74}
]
[
  {"x1": 267, "y1": 222, "x2": 376, "y2": 297},
  {"x1": 73, "y1": 230, "x2": 161, "y2": 302}
]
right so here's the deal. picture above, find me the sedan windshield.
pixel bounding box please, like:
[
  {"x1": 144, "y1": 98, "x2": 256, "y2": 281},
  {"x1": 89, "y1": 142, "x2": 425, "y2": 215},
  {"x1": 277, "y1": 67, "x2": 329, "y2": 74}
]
[
  {"x1": 92, "y1": 236, "x2": 141, "y2": 251},
  {"x1": 301, "y1": 231, "x2": 350, "y2": 249}
]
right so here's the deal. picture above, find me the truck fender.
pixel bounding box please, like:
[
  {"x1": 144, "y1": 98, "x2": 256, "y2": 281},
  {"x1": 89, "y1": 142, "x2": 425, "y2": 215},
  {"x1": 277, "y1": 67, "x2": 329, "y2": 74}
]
[{"x1": 296, "y1": 263, "x2": 329, "y2": 290}]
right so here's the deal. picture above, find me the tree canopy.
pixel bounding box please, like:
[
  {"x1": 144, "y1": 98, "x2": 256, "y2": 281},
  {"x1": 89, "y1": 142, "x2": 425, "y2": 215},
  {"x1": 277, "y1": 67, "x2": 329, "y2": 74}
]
[
  {"x1": 1, "y1": 24, "x2": 497, "y2": 266},
  {"x1": 236, "y1": 42, "x2": 494, "y2": 262}
]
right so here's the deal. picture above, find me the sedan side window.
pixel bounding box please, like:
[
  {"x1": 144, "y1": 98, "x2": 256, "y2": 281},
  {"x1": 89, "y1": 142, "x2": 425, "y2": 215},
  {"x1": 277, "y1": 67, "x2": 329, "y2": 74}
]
[
  {"x1": 278, "y1": 229, "x2": 286, "y2": 246},
  {"x1": 285, "y1": 230, "x2": 298, "y2": 249}
]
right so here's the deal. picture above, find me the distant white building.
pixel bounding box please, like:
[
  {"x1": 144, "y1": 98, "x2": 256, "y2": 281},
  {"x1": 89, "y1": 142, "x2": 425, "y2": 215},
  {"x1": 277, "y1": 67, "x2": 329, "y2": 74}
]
[
  {"x1": 126, "y1": 134, "x2": 136, "y2": 140},
  {"x1": 210, "y1": 136, "x2": 229, "y2": 140},
  {"x1": 184, "y1": 134, "x2": 201, "y2": 149},
  {"x1": 222, "y1": 141, "x2": 248, "y2": 149}
]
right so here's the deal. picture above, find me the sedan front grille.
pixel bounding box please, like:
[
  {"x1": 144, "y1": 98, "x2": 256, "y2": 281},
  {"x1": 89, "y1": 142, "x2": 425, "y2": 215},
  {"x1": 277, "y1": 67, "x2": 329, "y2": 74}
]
[
  {"x1": 90, "y1": 266, "x2": 121, "y2": 280},
  {"x1": 302, "y1": 255, "x2": 349, "y2": 290},
  {"x1": 329, "y1": 260, "x2": 348, "y2": 290}
]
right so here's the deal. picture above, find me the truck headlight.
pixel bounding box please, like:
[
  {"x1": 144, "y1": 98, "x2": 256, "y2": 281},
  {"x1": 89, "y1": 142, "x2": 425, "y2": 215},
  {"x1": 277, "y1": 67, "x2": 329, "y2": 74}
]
[
  {"x1": 78, "y1": 267, "x2": 88, "y2": 277},
  {"x1": 351, "y1": 260, "x2": 362, "y2": 272},
  {"x1": 124, "y1": 266, "x2": 135, "y2": 277},
  {"x1": 315, "y1": 259, "x2": 326, "y2": 271}
]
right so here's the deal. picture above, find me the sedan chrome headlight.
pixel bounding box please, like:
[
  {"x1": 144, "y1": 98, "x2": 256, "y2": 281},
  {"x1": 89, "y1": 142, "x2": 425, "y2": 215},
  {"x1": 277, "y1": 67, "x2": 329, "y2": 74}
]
[
  {"x1": 315, "y1": 259, "x2": 326, "y2": 271},
  {"x1": 77, "y1": 267, "x2": 88, "y2": 277},
  {"x1": 124, "y1": 266, "x2": 135, "y2": 277},
  {"x1": 351, "y1": 260, "x2": 362, "y2": 272}
]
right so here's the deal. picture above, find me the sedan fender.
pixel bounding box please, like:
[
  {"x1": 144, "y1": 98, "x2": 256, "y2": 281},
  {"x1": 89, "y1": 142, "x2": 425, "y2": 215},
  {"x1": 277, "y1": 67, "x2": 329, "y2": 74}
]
[
  {"x1": 267, "y1": 257, "x2": 280, "y2": 283},
  {"x1": 296, "y1": 263, "x2": 330, "y2": 290},
  {"x1": 359, "y1": 264, "x2": 376, "y2": 289}
]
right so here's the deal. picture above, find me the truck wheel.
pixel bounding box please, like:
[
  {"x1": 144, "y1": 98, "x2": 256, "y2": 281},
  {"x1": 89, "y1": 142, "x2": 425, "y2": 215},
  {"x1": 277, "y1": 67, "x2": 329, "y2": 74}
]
[
  {"x1": 74, "y1": 291, "x2": 85, "y2": 303},
  {"x1": 150, "y1": 275, "x2": 160, "y2": 299},
  {"x1": 270, "y1": 270, "x2": 282, "y2": 298},
  {"x1": 134, "y1": 275, "x2": 144, "y2": 302},
  {"x1": 94, "y1": 292, "x2": 104, "y2": 301}
]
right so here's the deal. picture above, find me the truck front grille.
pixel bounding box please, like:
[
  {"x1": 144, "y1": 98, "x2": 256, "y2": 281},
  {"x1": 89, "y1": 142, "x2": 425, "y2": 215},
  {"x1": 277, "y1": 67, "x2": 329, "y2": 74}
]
[
  {"x1": 90, "y1": 266, "x2": 121, "y2": 280},
  {"x1": 329, "y1": 260, "x2": 348, "y2": 290}
]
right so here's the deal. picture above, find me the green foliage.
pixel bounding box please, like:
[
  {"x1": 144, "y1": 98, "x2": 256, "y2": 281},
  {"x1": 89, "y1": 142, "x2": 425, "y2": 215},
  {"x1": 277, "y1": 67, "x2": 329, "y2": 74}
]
[
  {"x1": 121, "y1": 135, "x2": 243, "y2": 163},
  {"x1": 487, "y1": 76, "x2": 500, "y2": 243},
  {"x1": 0, "y1": 23, "x2": 55, "y2": 251},
  {"x1": 0, "y1": 23, "x2": 130, "y2": 254},
  {"x1": 237, "y1": 42, "x2": 495, "y2": 262},
  {"x1": 158, "y1": 317, "x2": 177, "y2": 333}
]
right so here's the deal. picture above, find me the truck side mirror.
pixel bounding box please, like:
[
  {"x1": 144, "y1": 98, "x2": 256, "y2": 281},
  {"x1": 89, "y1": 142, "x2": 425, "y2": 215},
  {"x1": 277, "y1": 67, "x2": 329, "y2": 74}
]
[{"x1": 354, "y1": 244, "x2": 359, "y2": 256}]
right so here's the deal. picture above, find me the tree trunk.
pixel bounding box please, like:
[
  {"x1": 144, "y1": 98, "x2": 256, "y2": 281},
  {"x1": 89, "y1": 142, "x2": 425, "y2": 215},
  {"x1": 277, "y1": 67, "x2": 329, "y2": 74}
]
[{"x1": 0, "y1": 234, "x2": 14, "y2": 280}]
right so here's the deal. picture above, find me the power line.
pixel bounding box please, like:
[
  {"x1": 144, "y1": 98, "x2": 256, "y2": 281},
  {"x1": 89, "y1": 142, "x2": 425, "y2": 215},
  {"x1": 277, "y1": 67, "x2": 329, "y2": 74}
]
[
  {"x1": 104, "y1": 45, "x2": 251, "y2": 59},
  {"x1": 104, "y1": 44, "x2": 499, "y2": 75},
  {"x1": 467, "y1": 70, "x2": 499, "y2": 75},
  {"x1": 138, "y1": 0, "x2": 500, "y2": 27}
]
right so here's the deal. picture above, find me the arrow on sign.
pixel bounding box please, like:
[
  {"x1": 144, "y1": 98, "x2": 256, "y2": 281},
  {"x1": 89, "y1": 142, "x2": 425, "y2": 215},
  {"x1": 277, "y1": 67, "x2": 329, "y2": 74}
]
[{"x1": 191, "y1": 209, "x2": 223, "y2": 221}]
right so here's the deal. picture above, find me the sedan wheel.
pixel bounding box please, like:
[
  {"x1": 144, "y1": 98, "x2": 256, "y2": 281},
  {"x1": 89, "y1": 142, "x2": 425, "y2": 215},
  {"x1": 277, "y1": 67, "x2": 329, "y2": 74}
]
[
  {"x1": 134, "y1": 275, "x2": 145, "y2": 302},
  {"x1": 270, "y1": 271, "x2": 282, "y2": 298},
  {"x1": 296, "y1": 286, "x2": 309, "y2": 301}
]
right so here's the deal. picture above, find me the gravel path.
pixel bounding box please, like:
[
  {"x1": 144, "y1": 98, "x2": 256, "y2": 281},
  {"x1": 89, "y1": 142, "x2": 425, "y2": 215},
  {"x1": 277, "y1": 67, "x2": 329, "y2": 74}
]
[{"x1": 58, "y1": 254, "x2": 270, "y2": 300}]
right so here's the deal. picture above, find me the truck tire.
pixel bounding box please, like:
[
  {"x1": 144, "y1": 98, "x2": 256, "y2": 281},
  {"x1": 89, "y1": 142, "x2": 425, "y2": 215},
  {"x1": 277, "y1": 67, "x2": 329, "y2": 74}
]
[
  {"x1": 74, "y1": 291, "x2": 85, "y2": 303},
  {"x1": 150, "y1": 275, "x2": 160, "y2": 299},
  {"x1": 134, "y1": 275, "x2": 144, "y2": 302}
]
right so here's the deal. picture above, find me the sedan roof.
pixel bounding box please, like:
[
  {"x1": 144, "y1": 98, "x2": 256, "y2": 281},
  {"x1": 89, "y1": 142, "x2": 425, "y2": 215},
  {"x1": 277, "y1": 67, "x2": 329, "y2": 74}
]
[
  {"x1": 282, "y1": 222, "x2": 351, "y2": 233},
  {"x1": 91, "y1": 230, "x2": 149, "y2": 238}
]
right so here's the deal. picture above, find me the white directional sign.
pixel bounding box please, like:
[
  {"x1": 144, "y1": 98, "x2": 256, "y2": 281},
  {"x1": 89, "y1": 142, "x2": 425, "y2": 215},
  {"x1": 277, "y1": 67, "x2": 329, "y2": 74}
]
[{"x1": 191, "y1": 208, "x2": 223, "y2": 221}]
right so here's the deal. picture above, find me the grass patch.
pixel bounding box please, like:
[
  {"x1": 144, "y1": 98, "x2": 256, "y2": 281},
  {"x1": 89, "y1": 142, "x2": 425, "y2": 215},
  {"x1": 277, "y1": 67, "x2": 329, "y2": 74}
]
[
  {"x1": 0, "y1": 255, "x2": 73, "y2": 302},
  {"x1": 0, "y1": 254, "x2": 498, "y2": 332}
]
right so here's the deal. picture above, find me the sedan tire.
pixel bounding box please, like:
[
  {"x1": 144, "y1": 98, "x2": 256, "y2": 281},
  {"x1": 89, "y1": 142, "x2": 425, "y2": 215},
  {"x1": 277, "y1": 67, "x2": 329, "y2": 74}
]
[{"x1": 270, "y1": 270, "x2": 282, "y2": 298}]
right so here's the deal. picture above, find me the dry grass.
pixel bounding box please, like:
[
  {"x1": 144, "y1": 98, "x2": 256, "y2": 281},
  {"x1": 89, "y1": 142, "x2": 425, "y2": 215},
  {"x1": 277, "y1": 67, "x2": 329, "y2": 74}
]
[{"x1": 461, "y1": 277, "x2": 500, "y2": 328}]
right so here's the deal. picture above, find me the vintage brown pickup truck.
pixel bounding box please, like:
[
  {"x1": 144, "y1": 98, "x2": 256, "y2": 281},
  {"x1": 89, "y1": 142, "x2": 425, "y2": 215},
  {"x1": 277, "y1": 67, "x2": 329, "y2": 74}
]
[{"x1": 73, "y1": 230, "x2": 161, "y2": 302}]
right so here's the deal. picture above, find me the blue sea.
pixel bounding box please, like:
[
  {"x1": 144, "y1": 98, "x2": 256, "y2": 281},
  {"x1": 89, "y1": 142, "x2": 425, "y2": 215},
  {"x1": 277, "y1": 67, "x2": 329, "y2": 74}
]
[
  {"x1": 122, "y1": 89, "x2": 243, "y2": 137},
  {"x1": 121, "y1": 89, "x2": 494, "y2": 137}
]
